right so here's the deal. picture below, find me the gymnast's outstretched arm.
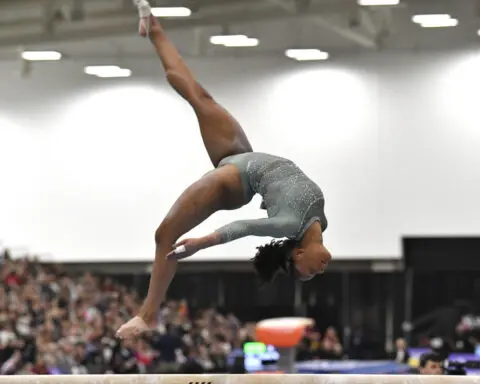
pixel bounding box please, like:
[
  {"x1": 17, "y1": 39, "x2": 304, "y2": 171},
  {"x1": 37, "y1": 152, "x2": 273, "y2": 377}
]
[
  {"x1": 168, "y1": 217, "x2": 299, "y2": 260},
  {"x1": 215, "y1": 217, "x2": 298, "y2": 243}
]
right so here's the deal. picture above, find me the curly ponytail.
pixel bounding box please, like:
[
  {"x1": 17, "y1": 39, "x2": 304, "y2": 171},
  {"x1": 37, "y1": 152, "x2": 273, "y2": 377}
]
[{"x1": 251, "y1": 239, "x2": 298, "y2": 283}]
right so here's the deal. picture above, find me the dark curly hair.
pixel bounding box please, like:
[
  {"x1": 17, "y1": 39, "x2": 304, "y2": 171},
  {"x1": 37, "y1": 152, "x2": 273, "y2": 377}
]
[{"x1": 251, "y1": 239, "x2": 298, "y2": 283}]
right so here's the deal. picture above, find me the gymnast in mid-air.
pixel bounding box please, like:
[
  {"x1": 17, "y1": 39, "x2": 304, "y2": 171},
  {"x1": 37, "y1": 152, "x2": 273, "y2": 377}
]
[{"x1": 116, "y1": 0, "x2": 331, "y2": 339}]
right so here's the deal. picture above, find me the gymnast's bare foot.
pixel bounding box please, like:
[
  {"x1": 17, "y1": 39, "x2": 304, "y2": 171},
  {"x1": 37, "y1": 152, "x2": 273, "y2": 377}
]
[
  {"x1": 116, "y1": 316, "x2": 156, "y2": 339},
  {"x1": 134, "y1": 0, "x2": 160, "y2": 38}
]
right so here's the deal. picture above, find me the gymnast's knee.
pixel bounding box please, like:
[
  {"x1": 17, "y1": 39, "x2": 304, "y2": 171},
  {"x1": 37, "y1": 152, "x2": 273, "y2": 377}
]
[
  {"x1": 166, "y1": 70, "x2": 213, "y2": 105},
  {"x1": 154, "y1": 222, "x2": 170, "y2": 246}
]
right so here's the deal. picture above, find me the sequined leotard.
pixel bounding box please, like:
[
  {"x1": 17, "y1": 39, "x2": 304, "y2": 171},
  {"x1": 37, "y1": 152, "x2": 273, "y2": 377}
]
[{"x1": 215, "y1": 152, "x2": 328, "y2": 244}]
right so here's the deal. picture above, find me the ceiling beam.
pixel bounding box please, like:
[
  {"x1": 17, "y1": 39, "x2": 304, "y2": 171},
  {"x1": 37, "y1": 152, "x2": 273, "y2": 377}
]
[
  {"x1": 379, "y1": 6, "x2": 396, "y2": 39},
  {"x1": 311, "y1": 16, "x2": 378, "y2": 49},
  {"x1": 265, "y1": 0, "x2": 379, "y2": 49},
  {"x1": 0, "y1": 0, "x2": 263, "y2": 28},
  {"x1": 359, "y1": 8, "x2": 379, "y2": 37},
  {"x1": 0, "y1": 1, "x2": 366, "y2": 48},
  {"x1": 41, "y1": 0, "x2": 58, "y2": 35}
]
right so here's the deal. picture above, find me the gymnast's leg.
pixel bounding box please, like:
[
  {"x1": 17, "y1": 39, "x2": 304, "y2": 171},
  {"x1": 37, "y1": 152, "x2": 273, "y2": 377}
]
[
  {"x1": 116, "y1": 2, "x2": 252, "y2": 339},
  {"x1": 117, "y1": 169, "x2": 229, "y2": 338},
  {"x1": 146, "y1": 13, "x2": 253, "y2": 167}
]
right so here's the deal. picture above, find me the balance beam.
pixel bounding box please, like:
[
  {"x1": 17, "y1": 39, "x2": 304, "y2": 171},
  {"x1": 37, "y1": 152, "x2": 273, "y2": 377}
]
[{"x1": 0, "y1": 375, "x2": 477, "y2": 383}]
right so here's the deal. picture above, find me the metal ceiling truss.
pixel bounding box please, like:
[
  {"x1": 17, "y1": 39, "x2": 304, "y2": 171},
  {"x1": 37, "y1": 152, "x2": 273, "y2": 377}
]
[
  {"x1": 0, "y1": 0, "x2": 379, "y2": 48},
  {"x1": 265, "y1": 0, "x2": 390, "y2": 49}
]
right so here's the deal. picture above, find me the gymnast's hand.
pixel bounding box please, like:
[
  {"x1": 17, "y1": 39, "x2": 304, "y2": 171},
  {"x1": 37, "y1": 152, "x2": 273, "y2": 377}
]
[{"x1": 166, "y1": 238, "x2": 203, "y2": 260}]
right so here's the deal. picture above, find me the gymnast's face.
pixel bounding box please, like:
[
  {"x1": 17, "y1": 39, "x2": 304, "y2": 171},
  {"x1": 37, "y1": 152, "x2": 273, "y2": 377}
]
[{"x1": 292, "y1": 242, "x2": 331, "y2": 281}]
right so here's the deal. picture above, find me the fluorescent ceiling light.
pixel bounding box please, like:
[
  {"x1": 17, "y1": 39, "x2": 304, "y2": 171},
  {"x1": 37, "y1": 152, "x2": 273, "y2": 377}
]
[
  {"x1": 285, "y1": 49, "x2": 329, "y2": 61},
  {"x1": 151, "y1": 7, "x2": 191, "y2": 17},
  {"x1": 21, "y1": 51, "x2": 62, "y2": 61},
  {"x1": 209, "y1": 35, "x2": 259, "y2": 47},
  {"x1": 358, "y1": 0, "x2": 400, "y2": 5},
  {"x1": 477, "y1": 29, "x2": 480, "y2": 36},
  {"x1": 223, "y1": 38, "x2": 259, "y2": 47},
  {"x1": 412, "y1": 14, "x2": 452, "y2": 24},
  {"x1": 84, "y1": 65, "x2": 131, "y2": 78},
  {"x1": 210, "y1": 35, "x2": 248, "y2": 45},
  {"x1": 84, "y1": 65, "x2": 119, "y2": 75},
  {"x1": 412, "y1": 14, "x2": 458, "y2": 28},
  {"x1": 419, "y1": 18, "x2": 458, "y2": 28},
  {"x1": 96, "y1": 69, "x2": 132, "y2": 78}
]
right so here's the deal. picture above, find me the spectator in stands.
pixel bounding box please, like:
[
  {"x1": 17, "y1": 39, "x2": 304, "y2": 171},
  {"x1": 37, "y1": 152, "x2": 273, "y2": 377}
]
[
  {"x1": 418, "y1": 352, "x2": 444, "y2": 375},
  {"x1": 321, "y1": 326, "x2": 343, "y2": 360},
  {"x1": 454, "y1": 317, "x2": 478, "y2": 353},
  {"x1": 150, "y1": 324, "x2": 183, "y2": 373},
  {"x1": 31, "y1": 356, "x2": 49, "y2": 375},
  {"x1": 70, "y1": 342, "x2": 89, "y2": 375},
  {"x1": 136, "y1": 337, "x2": 159, "y2": 373},
  {"x1": 305, "y1": 328, "x2": 323, "y2": 359},
  {"x1": 296, "y1": 337, "x2": 313, "y2": 361},
  {"x1": 179, "y1": 346, "x2": 205, "y2": 374},
  {"x1": 209, "y1": 336, "x2": 229, "y2": 372},
  {"x1": 390, "y1": 338, "x2": 410, "y2": 364},
  {"x1": 112, "y1": 338, "x2": 139, "y2": 374}
]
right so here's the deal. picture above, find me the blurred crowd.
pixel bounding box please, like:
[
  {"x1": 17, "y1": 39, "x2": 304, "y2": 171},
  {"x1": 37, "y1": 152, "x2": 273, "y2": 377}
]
[
  {"x1": 0, "y1": 251, "x2": 345, "y2": 375},
  {"x1": 1, "y1": 251, "x2": 249, "y2": 375},
  {"x1": 403, "y1": 307, "x2": 480, "y2": 365},
  {"x1": 3, "y1": 248, "x2": 479, "y2": 376}
]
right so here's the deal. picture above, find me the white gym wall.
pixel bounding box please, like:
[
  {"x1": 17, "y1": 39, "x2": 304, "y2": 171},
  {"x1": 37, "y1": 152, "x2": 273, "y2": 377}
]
[{"x1": 1, "y1": 49, "x2": 479, "y2": 262}]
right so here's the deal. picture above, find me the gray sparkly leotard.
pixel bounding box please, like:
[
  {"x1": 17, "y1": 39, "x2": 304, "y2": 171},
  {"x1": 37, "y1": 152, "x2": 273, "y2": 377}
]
[{"x1": 215, "y1": 152, "x2": 328, "y2": 244}]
